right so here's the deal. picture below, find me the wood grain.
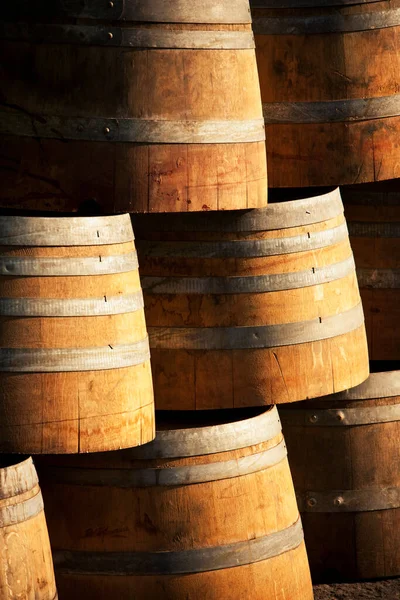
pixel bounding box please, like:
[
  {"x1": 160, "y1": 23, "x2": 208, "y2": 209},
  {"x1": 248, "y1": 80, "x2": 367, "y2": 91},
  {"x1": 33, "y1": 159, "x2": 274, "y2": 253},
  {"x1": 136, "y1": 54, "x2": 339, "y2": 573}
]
[
  {"x1": 280, "y1": 367, "x2": 400, "y2": 581},
  {"x1": 0, "y1": 4, "x2": 267, "y2": 213},
  {"x1": 0, "y1": 214, "x2": 155, "y2": 453},
  {"x1": 252, "y1": 0, "x2": 400, "y2": 187},
  {"x1": 35, "y1": 407, "x2": 313, "y2": 599},
  {"x1": 0, "y1": 456, "x2": 57, "y2": 600},
  {"x1": 342, "y1": 180, "x2": 400, "y2": 360},
  {"x1": 133, "y1": 188, "x2": 369, "y2": 409}
]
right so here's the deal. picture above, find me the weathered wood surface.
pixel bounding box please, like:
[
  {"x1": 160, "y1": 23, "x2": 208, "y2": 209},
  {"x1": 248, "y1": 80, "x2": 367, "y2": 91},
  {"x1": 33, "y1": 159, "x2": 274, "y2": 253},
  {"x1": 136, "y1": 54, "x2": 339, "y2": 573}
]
[
  {"x1": 280, "y1": 366, "x2": 400, "y2": 581},
  {"x1": 133, "y1": 187, "x2": 369, "y2": 409},
  {"x1": 0, "y1": 214, "x2": 155, "y2": 453},
  {"x1": 0, "y1": 2, "x2": 267, "y2": 213},
  {"x1": 36, "y1": 407, "x2": 313, "y2": 599},
  {"x1": 251, "y1": 0, "x2": 400, "y2": 187},
  {"x1": 341, "y1": 180, "x2": 400, "y2": 360},
  {"x1": 0, "y1": 456, "x2": 58, "y2": 599}
]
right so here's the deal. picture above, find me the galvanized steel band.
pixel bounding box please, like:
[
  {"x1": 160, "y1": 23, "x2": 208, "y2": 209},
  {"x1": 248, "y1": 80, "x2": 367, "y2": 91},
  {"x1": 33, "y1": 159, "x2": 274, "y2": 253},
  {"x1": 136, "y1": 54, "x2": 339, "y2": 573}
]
[
  {"x1": 357, "y1": 268, "x2": 400, "y2": 289},
  {"x1": 280, "y1": 404, "x2": 400, "y2": 427},
  {"x1": 0, "y1": 110, "x2": 266, "y2": 144},
  {"x1": 252, "y1": 8, "x2": 400, "y2": 35},
  {"x1": 141, "y1": 256, "x2": 355, "y2": 295},
  {"x1": 0, "y1": 491, "x2": 44, "y2": 527},
  {"x1": 328, "y1": 370, "x2": 400, "y2": 401},
  {"x1": 0, "y1": 214, "x2": 134, "y2": 246},
  {"x1": 348, "y1": 222, "x2": 400, "y2": 237},
  {"x1": 53, "y1": 517, "x2": 303, "y2": 575},
  {"x1": 0, "y1": 337, "x2": 150, "y2": 372},
  {"x1": 3, "y1": 0, "x2": 252, "y2": 24},
  {"x1": 0, "y1": 457, "x2": 38, "y2": 500},
  {"x1": 0, "y1": 23, "x2": 255, "y2": 49},
  {"x1": 134, "y1": 407, "x2": 281, "y2": 458},
  {"x1": 297, "y1": 488, "x2": 400, "y2": 513},
  {"x1": 148, "y1": 302, "x2": 364, "y2": 350},
  {"x1": 251, "y1": 0, "x2": 377, "y2": 7},
  {"x1": 0, "y1": 252, "x2": 139, "y2": 277},
  {"x1": 262, "y1": 95, "x2": 400, "y2": 125},
  {"x1": 0, "y1": 291, "x2": 144, "y2": 317},
  {"x1": 137, "y1": 223, "x2": 349, "y2": 259},
  {"x1": 133, "y1": 188, "x2": 343, "y2": 232},
  {"x1": 42, "y1": 439, "x2": 287, "y2": 487}
]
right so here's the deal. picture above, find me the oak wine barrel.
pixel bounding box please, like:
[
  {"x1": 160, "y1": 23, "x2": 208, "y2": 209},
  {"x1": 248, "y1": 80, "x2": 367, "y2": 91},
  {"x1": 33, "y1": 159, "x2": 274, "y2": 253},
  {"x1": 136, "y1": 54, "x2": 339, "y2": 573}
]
[
  {"x1": 280, "y1": 363, "x2": 400, "y2": 581},
  {"x1": 0, "y1": 456, "x2": 57, "y2": 599},
  {"x1": 0, "y1": 0, "x2": 267, "y2": 213},
  {"x1": 341, "y1": 180, "x2": 400, "y2": 360},
  {"x1": 35, "y1": 407, "x2": 313, "y2": 600},
  {"x1": 0, "y1": 214, "x2": 154, "y2": 453},
  {"x1": 133, "y1": 187, "x2": 369, "y2": 409},
  {"x1": 251, "y1": 0, "x2": 400, "y2": 187}
]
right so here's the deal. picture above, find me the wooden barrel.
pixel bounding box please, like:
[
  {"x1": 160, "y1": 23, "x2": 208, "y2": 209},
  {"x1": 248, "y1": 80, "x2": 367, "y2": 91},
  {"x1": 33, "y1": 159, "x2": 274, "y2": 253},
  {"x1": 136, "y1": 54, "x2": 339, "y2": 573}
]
[
  {"x1": 132, "y1": 187, "x2": 369, "y2": 409},
  {"x1": 0, "y1": 214, "x2": 154, "y2": 454},
  {"x1": 341, "y1": 180, "x2": 400, "y2": 360},
  {"x1": 0, "y1": 1, "x2": 267, "y2": 214},
  {"x1": 35, "y1": 407, "x2": 313, "y2": 600},
  {"x1": 279, "y1": 364, "x2": 400, "y2": 582},
  {"x1": 251, "y1": 0, "x2": 400, "y2": 187},
  {"x1": 0, "y1": 455, "x2": 58, "y2": 599}
]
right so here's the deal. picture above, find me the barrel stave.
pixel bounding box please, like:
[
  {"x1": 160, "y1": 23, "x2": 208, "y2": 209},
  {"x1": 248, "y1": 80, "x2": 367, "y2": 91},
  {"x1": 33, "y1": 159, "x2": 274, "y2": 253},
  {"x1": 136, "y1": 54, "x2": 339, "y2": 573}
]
[
  {"x1": 280, "y1": 369, "x2": 400, "y2": 580},
  {"x1": 252, "y1": 0, "x2": 400, "y2": 186},
  {"x1": 342, "y1": 181, "x2": 400, "y2": 359},
  {"x1": 0, "y1": 215, "x2": 154, "y2": 453},
  {"x1": 0, "y1": 5, "x2": 267, "y2": 213},
  {"x1": 0, "y1": 457, "x2": 57, "y2": 600},
  {"x1": 36, "y1": 407, "x2": 313, "y2": 599},
  {"x1": 134, "y1": 188, "x2": 369, "y2": 408}
]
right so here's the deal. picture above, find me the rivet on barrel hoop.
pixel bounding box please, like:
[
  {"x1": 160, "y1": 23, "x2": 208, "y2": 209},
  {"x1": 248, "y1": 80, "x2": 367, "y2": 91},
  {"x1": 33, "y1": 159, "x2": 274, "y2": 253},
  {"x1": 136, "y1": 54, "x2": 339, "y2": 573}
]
[{"x1": 334, "y1": 496, "x2": 345, "y2": 507}]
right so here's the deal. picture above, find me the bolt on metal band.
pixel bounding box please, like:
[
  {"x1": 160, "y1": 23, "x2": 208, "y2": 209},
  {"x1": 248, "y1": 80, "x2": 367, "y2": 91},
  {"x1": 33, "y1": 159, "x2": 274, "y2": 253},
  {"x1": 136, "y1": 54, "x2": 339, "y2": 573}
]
[
  {"x1": 0, "y1": 214, "x2": 134, "y2": 246},
  {"x1": 148, "y1": 302, "x2": 364, "y2": 350},
  {"x1": 137, "y1": 222, "x2": 349, "y2": 260},
  {"x1": 133, "y1": 188, "x2": 343, "y2": 233},
  {"x1": 141, "y1": 256, "x2": 355, "y2": 295},
  {"x1": 0, "y1": 252, "x2": 139, "y2": 277},
  {"x1": 298, "y1": 487, "x2": 400, "y2": 513},
  {"x1": 280, "y1": 403, "x2": 400, "y2": 427},
  {"x1": 0, "y1": 292, "x2": 144, "y2": 317},
  {"x1": 0, "y1": 337, "x2": 150, "y2": 372},
  {"x1": 1, "y1": 22, "x2": 255, "y2": 49},
  {"x1": 0, "y1": 110, "x2": 266, "y2": 144}
]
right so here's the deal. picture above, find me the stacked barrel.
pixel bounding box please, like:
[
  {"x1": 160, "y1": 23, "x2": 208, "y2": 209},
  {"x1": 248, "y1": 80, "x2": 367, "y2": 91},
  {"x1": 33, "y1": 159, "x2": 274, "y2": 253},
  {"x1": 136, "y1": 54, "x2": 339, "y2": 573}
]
[
  {"x1": 0, "y1": 215, "x2": 155, "y2": 599},
  {"x1": 0, "y1": 0, "x2": 396, "y2": 599},
  {"x1": 0, "y1": 1, "x2": 312, "y2": 599},
  {"x1": 249, "y1": 0, "x2": 400, "y2": 586}
]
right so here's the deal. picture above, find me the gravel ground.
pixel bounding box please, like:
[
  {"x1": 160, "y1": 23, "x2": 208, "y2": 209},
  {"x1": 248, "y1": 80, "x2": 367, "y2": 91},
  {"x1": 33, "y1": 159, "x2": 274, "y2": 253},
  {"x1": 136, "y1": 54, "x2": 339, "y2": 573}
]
[{"x1": 314, "y1": 578, "x2": 400, "y2": 599}]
